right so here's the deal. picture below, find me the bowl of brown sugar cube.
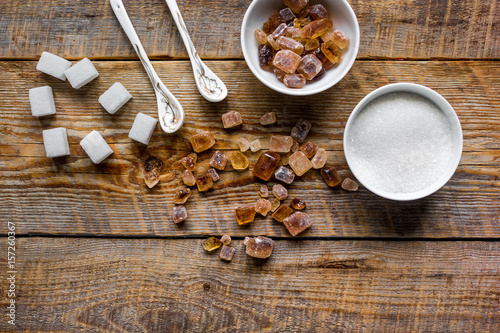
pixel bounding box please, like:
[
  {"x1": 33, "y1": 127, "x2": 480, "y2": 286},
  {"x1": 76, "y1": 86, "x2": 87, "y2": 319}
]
[{"x1": 241, "y1": 0, "x2": 360, "y2": 96}]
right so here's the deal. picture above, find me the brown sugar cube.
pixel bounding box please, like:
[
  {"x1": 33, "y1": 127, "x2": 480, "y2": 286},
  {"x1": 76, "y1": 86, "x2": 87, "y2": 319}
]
[
  {"x1": 270, "y1": 198, "x2": 281, "y2": 212},
  {"x1": 283, "y1": 212, "x2": 312, "y2": 236},
  {"x1": 291, "y1": 118, "x2": 311, "y2": 143},
  {"x1": 196, "y1": 173, "x2": 213, "y2": 192},
  {"x1": 172, "y1": 205, "x2": 187, "y2": 224},
  {"x1": 181, "y1": 153, "x2": 197, "y2": 171},
  {"x1": 294, "y1": 17, "x2": 310, "y2": 28},
  {"x1": 210, "y1": 150, "x2": 228, "y2": 170},
  {"x1": 273, "y1": 50, "x2": 301, "y2": 74},
  {"x1": 273, "y1": 67, "x2": 286, "y2": 82},
  {"x1": 255, "y1": 28, "x2": 267, "y2": 44},
  {"x1": 259, "y1": 185, "x2": 269, "y2": 198},
  {"x1": 249, "y1": 139, "x2": 262, "y2": 152},
  {"x1": 276, "y1": 36, "x2": 304, "y2": 55},
  {"x1": 290, "y1": 198, "x2": 306, "y2": 210},
  {"x1": 342, "y1": 178, "x2": 359, "y2": 191},
  {"x1": 262, "y1": 11, "x2": 281, "y2": 34},
  {"x1": 297, "y1": 54, "x2": 322, "y2": 80},
  {"x1": 244, "y1": 236, "x2": 275, "y2": 259},
  {"x1": 321, "y1": 165, "x2": 342, "y2": 187},
  {"x1": 279, "y1": 7, "x2": 296, "y2": 22},
  {"x1": 300, "y1": 18, "x2": 333, "y2": 39},
  {"x1": 311, "y1": 148, "x2": 327, "y2": 169},
  {"x1": 144, "y1": 156, "x2": 163, "y2": 188},
  {"x1": 260, "y1": 112, "x2": 277, "y2": 126},
  {"x1": 331, "y1": 30, "x2": 350, "y2": 49},
  {"x1": 283, "y1": 74, "x2": 306, "y2": 89},
  {"x1": 321, "y1": 40, "x2": 342, "y2": 64},
  {"x1": 274, "y1": 166, "x2": 295, "y2": 184},
  {"x1": 272, "y1": 184, "x2": 288, "y2": 200},
  {"x1": 304, "y1": 38, "x2": 320, "y2": 52},
  {"x1": 269, "y1": 135, "x2": 294, "y2": 153},
  {"x1": 202, "y1": 237, "x2": 222, "y2": 251},
  {"x1": 300, "y1": 141, "x2": 318, "y2": 158},
  {"x1": 221, "y1": 235, "x2": 231, "y2": 246},
  {"x1": 272, "y1": 204, "x2": 293, "y2": 222},
  {"x1": 284, "y1": 0, "x2": 309, "y2": 13},
  {"x1": 231, "y1": 151, "x2": 249, "y2": 170},
  {"x1": 291, "y1": 141, "x2": 299, "y2": 153},
  {"x1": 222, "y1": 111, "x2": 243, "y2": 129},
  {"x1": 208, "y1": 168, "x2": 219, "y2": 182},
  {"x1": 235, "y1": 205, "x2": 256, "y2": 225},
  {"x1": 259, "y1": 44, "x2": 274, "y2": 67},
  {"x1": 253, "y1": 151, "x2": 281, "y2": 181},
  {"x1": 174, "y1": 188, "x2": 191, "y2": 204},
  {"x1": 238, "y1": 137, "x2": 250, "y2": 152},
  {"x1": 288, "y1": 151, "x2": 313, "y2": 176},
  {"x1": 255, "y1": 199, "x2": 272, "y2": 216},
  {"x1": 309, "y1": 4, "x2": 328, "y2": 19},
  {"x1": 220, "y1": 245, "x2": 235, "y2": 261},
  {"x1": 182, "y1": 169, "x2": 196, "y2": 186},
  {"x1": 190, "y1": 131, "x2": 216, "y2": 153}
]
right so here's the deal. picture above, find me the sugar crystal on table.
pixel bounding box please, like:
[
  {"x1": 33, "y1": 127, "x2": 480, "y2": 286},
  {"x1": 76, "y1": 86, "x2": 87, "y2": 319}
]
[
  {"x1": 275, "y1": 166, "x2": 295, "y2": 184},
  {"x1": 291, "y1": 141, "x2": 299, "y2": 153},
  {"x1": 273, "y1": 50, "x2": 301, "y2": 74},
  {"x1": 231, "y1": 151, "x2": 249, "y2": 170},
  {"x1": 80, "y1": 130, "x2": 113, "y2": 164},
  {"x1": 309, "y1": 4, "x2": 328, "y2": 19},
  {"x1": 260, "y1": 112, "x2": 277, "y2": 126},
  {"x1": 276, "y1": 36, "x2": 304, "y2": 55},
  {"x1": 272, "y1": 184, "x2": 288, "y2": 200},
  {"x1": 221, "y1": 235, "x2": 231, "y2": 246},
  {"x1": 284, "y1": 0, "x2": 309, "y2": 13},
  {"x1": 36, "y1": 51, "x2": 71, "y2": 81},
  {"x1": 291, "y1": 198, "x2": 306, "y2": 210},
  {"x1": 331, "y1": 30, "x2": 350, "y2": 49},
  {"x1": 284, "y1": 74, "x2": 306, "y2": 89},
  {"x1": 172, "y1": 205, "x2": 187, "y2": 224},
  {"x1": 220, "y1": 245, "x2": 235, "y2": 261},
  {"x1": 259, "y1": 44, "x2": 274, "y2": 67},
  {"x1": 255, "y1": 199, "x2": 272, "y2": 216},
  {"x1": 210, "y1": 150, "x2": 227, "y2": 170},
  {"x1": 190, "y1": 131, "x2": 215, "y2": 152},
  {"x1": 42, "y1": 128, "x2": 70, "y2": 158},
  {"x1": 182, "y1": 170, "x2": 196, "y2": 186},
  {"x1": 311, "y1": 148, "x2": 327, "y2": 169},
  {"x1": 196, "y1": 173, "x2": 213, "y2": 192},
  {"x1": 235, "y1": 205, "x2": 256, "y2": 225},
  {"x1": 238, "y1": 137, "x2": 250, "y2": 152},
  {"x1": 321, "y1": 165, "x2": 342, "y2": 187},
  {"x1": 208, "y1": 168, "x2": 219, "y2": 182},
  {"x1": 29, "y1": 86, "x2": 56, "y2": 117},
  {"x1": 300, "y1": 141, "x2": 318, "y2": 158},
  {"x1": 98, "y1": 82, "x2": 132, "y2": 114},
  {"x1": 288, "y1": 151, "x2": 313, "y2": 176},
  {"x1": 272, "y1": 204, "x2": 293, "y2": 222},
  {"x1": 244, "y1": 236, "x2": 274, "y2": 259},
  {"x1": 300, "y1": 18, "x2": 333, "y2": 39},
  {"x1": 342, "y1": 178, "x2": 359, "y2": 191},
  {"x1": 259, "y1": 185, "x2": 269, "y2": 198},
  {"x1": 253, "y1": 151, "x2": 281, "y2": 181},
  {"x1": 297, "y1": 54, "x2": 322, "y2": 80},
  {"x1": 291, "y1": 118, "x2": 311, "y2": 143},
  {"x1": 144, "y1": 156, "x2": 163, "y2": 188},
  {"x1": 279, "y1": 8, "x2": 296, "y2": 22},
  {"x1": 64, "y1": 57, "x2": 99, "y2": 89},
  {"x1": 174, "y1": 188, "x2": 191, "y2": 204},
  {"x1": 249, "y1": 139, "x2": 262, "y2": 152},
  {"x1": 269, "y1": 135, "x2": 294, "y2": 153},
  {"x1": 222, "y1": 111, "x2": 242, "y2": 128},
  {"x1": 270, "y1": 198, "x2": 281, "y2": 212},
  {"x1": 129, "y1": 112, "x2": 157, "y2": 145},
  {"x1": 202, "y1": 237, "x2": 222, "y2": 251},
  {"x1": 181, "y1": 153, "x2": 197, "y2": 171},
  {"x1": 283, "y1": 212, "x2": 312, "y2": 236},
  {"x1": 254, "y1": 28, "x2": 268, "y2": 44}
]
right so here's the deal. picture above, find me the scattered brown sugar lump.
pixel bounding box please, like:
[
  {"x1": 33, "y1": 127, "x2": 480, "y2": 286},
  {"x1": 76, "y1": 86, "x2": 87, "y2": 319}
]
[
  {"x1": 270, "y1": 198, "x2": 281, "y2": 212},
  {"x1": 291, "y1": 118, "x2": 312, "y2": 143},
  {"x1": 342, "y1": 178, "x2": 359, "y2": 191},
  {"x1": 144, "y1": 156, "x2": 163, "y2": 188},
  {"x1": 222, "y1": 111, "x2": 243, "y2": 128},
  {"x1": 172, "y1": 205, "x2": 188, "y2": 224},
  {"x1": 235, "y1": 205, "x2": 256, "y2": 225},
  {"x1": 255, "y1": 199, "x2": 272, "y2": 216},
  {"x1": 231, "y1": 151, "x2": 249, "y2": 170},
  {"x1": 260, "y1": 112, "x2": 277, "y2": 126},
  {"x1": 249, "y1": 139, "x2": 262, "y2": 152},
  {"x1": 202, "y1": 237, "x2": 222, "y2": 251},
  {"x1": 300, "y1": 141, "x2": 318, "y2": 159},
  {"x1": 321, "y1": 165, "x2": 342, "y2": 187},
  {"x1": 290, "y1": 198, "x2": 306, "y2": 210},
  {"x1": 181, "y1": 153, "x2": 197, "y2": 171},
  {"x1": 272, "y1": 204, "x2": 293, "y2": 222},
  {"x1": 272, "y1": 184, "x2": 288, "y2": 200},
  {"x1": 274, "y1": 166, "x2": 295, "y2": 184},
  {"x1": 244, "y1": 236, "x2": 275, "y2": 259},
  {"x1": 190, "y1": 131, "x2": 216, "y2": 153},
  {"x1": 196, "y1": 173, "x2": 213, "y2": 192},
  {"x1": 208, "y1": 168, "x2": 219, "y2": 182},
  {"x1": 311, "y1": 148, "x2": 327, "y2": 169},
  {"x1": 259, "y1": 185, "x2": 269, "y2": 198},
  {"x1": 182, "y1": 169, "x2": 196, "y2": 186},
  {"x1": 174, "y1": 188, "x2": 191, "y2": 204},
  {"x1": 238, "y1": 137, "x2": 250, "y2": 152},
  {"x1": 221, "y1": 235, "x2": 231, "y2": 246},
  {"x1": 253, "y1": 151, "x2": 281, "y2": 181},
  {"x1": 283, "y1": 212, "x2": 312, "y2": 236},
  {"x1": 210, "y1": 150, "x2": 228, "y2": 170},
  {"x1": 269, "y1": 135, "x2": 294, "y2": 153},
  {"x1": 220, "y1": 245, "x2": 236, "y2": 261},
  {"x1": 288, "y1": 151, "x2": 313, "y2": 176}
]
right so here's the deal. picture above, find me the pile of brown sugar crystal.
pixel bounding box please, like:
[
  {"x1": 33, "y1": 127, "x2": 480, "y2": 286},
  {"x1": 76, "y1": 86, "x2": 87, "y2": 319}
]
[{"x1": 255, "y1": 0, "x2": 350, "y2": 88}]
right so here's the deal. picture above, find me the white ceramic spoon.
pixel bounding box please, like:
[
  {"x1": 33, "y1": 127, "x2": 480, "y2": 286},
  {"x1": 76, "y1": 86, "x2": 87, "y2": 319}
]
[
  {"x1": 165, "y1": 0, "x2": 228, "y2": 102},
  {"x1": 110, "y1": 0, "x2": 184, "y2": 133}
]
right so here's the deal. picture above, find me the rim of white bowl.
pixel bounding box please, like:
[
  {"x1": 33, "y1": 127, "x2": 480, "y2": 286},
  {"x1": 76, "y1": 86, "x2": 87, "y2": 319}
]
[
  {"x1": 343, "y1": 83, "x2": 463, "y2": 201},
  {"x1": 241, "y1": 0, "x2": 360, "y2": 96}
]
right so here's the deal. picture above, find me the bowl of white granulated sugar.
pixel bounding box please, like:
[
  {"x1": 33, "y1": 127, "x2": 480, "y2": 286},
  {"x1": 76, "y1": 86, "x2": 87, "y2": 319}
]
[{"x1": 344, "y1": 83, "x2": 463, "y2": 201}]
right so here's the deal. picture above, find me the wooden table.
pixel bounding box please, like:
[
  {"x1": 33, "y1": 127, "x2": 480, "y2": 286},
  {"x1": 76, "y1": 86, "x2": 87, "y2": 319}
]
[{"x1": 1, "y1": 0, "x2": 499, "y2": 331}]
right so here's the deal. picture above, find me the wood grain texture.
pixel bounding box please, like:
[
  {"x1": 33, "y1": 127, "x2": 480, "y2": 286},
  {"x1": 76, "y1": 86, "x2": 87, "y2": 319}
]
[
  {"x1": 1, "y1": 60, "x2": 499, "y2": 237},
  {"x1": 0, "y1": 0, "x2": 498, "y2": 60},
  {"x1": 0, "y1": 238, "x2": 498, "y2": 332}
]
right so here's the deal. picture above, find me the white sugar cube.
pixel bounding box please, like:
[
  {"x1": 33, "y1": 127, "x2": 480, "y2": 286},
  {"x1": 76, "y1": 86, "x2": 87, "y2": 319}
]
[
  {"x1": 80, "y1": 130, "x2": 113, "y2": 164},
  {"x1": 29, "y1": 86, "x2": 56, "y2": 117},
  {"x1": 99, "y1": 82, "x2": 132, "y2": 114},
  {"x1": 64, "y1": 58, "x2": 99, "y2": 89},
  {"x1": 42, "y1": 128, "x2": 70, "y2": 158},
  {"x1": 36, "y1": 51, "x2": 71, "y2": 81},
  {"x1": 129, "y1": 112, "x2": 158, "y2": 145}
]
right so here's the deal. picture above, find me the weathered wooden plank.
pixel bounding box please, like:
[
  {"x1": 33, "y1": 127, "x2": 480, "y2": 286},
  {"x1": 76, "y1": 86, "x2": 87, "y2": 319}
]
[
  {"x1": 0, "y1": 0, "x2": 498, "y2": 60},
  {"x1": 0, "y1": 60, "x2": 498, "y2": 237},
  {"x1": 0, "y1": 238, "x2": 498, "y2": 332}
]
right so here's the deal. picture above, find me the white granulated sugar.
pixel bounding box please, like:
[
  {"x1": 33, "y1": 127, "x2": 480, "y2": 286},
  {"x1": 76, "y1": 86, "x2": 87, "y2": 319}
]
[{"x1": 348, "y1": 92, "x2": 453, "y2": 194}]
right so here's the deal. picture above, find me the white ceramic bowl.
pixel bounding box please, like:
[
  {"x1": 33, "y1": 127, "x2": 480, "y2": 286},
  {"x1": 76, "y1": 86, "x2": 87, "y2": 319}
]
[
  {"x1": 343, "y1": 83, "x2": 463, "y2": 201},
  {"x1": 241, "y1": 0, "x2": 360, "y2": 96}
]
